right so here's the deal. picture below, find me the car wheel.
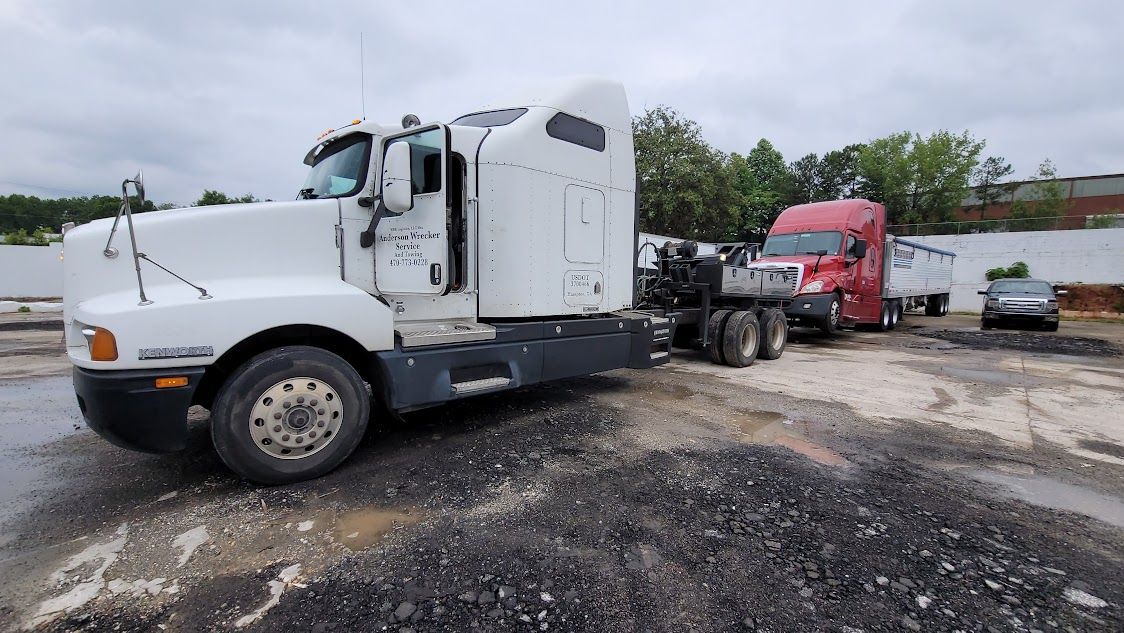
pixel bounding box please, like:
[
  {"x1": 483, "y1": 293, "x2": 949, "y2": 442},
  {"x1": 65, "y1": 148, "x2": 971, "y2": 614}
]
[
  {"x1": 757, "y1": 308, "x2": 788, "y2": 360},
  {"x1": 1042, "y1": 321, "x2": 1059, "y2": 332},
  {"x1": 707, "y1": 310, "x2": 733, "y2": 365},
  {"x1": 819, "y1": 295, "x2": 841, "y2": 335},
  {"x1": 211, "y1": 346, "x2": 370, "y2": 485},
  {"x1": 722, "y1": 310, "x2": 760, "y2": 368}
]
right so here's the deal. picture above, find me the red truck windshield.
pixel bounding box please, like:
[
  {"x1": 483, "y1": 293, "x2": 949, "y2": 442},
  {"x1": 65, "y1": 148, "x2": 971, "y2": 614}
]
[{"x1": 761, "y1": 231, "x2": 843, "y2": 257}]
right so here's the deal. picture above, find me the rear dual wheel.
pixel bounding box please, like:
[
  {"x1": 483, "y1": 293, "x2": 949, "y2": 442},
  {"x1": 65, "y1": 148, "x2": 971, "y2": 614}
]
[{"x1": 757, "y1": 308, "x2": 788, "y2": 360}]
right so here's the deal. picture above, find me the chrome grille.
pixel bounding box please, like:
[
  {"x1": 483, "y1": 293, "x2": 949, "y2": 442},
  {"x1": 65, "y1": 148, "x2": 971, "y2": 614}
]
[{"x1": 1000, "y1": 298, "x2": 1044, "y2": 313}]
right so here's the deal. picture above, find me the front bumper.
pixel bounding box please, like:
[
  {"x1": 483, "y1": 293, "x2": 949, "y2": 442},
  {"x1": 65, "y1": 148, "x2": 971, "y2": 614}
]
[
  {"x1": 73, "y1": 365, "x2": 206, "y2": 453},
  {"x1": 983, "y1": 310, "x2": 1059, "y2": 322},
  {"x1": 784, "y1": 293, "x2": 835, "y2": 320}
]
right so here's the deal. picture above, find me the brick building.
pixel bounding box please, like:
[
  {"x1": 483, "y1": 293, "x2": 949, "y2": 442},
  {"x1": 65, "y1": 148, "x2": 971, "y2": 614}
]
[{"x1": 957, "y1": 173, "x2": 1124, "y2": 229}]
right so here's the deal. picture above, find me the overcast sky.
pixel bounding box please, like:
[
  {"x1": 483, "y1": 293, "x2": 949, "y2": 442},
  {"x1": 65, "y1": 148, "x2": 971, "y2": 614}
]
[{"x1": 2, "y1": 1, "x2": 1121, "y2": 205}]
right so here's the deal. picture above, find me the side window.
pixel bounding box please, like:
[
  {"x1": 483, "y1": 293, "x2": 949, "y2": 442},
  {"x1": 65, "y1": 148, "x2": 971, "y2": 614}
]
[
  {"x1": 546, "y1": 112, "x2": 606, "y2": 152},
  {"x1": 845, "y1": 235, "x2": 857, "y2": 258},
  {"x1": 386, "y1": 128, "x2": 444, "y2": 194}
]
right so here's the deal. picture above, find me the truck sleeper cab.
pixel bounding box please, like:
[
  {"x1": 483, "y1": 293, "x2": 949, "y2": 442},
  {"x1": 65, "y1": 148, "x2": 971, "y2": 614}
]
[{"x1": 65, "y1": 79, "x2": 672, "y2": 484}]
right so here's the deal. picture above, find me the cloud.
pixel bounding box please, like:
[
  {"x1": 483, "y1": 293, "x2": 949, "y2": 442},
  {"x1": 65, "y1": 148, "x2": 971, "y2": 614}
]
[{"x1": 1, "y1": 0, "x2": 1121, "y2": 204}]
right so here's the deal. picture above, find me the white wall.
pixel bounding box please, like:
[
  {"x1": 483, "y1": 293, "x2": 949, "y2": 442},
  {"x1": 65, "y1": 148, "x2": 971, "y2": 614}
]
[
  {"x1": 911, "y1": 228, "x2": 1124, "y2": 312},
  {"x1": 0, "y1": 243, "x2": 64, "y2": 298}
]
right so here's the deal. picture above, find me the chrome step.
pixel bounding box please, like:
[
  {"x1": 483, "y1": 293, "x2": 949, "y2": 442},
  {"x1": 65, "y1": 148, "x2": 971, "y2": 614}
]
[
  {"x1": 396, "y1": 320, "x2": 497, "y2": 348},
  {"x1": 649, "y1": 350, "x2": 669, "y2": 360},
  {"x1": 451, "y1": 376, "x2": 511, "y2": 395}
]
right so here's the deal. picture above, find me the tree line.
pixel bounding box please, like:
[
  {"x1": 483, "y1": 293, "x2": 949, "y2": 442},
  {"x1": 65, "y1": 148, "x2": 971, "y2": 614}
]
[
  {"x1": 3, "y1": 108, "x2": 1063, "y2": 242},
  {"x1": 0, "y1": 190, "x2": 262, "y2": 240},
  {"x1": 634, "y1": 106, "x2": 1065, "y2": 241}
]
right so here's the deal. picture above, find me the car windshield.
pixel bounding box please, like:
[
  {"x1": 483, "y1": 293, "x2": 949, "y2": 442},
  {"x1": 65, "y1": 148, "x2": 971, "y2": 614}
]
[
  {"x1": 300, "y1": 134, "x2": 371, "y2": 199},
  {"x1": 761, "y1": 231, "x2": 843, "y2": 257},
  {"x1": 990, "y1": 280, "x2": 1054, "y2": 295}
]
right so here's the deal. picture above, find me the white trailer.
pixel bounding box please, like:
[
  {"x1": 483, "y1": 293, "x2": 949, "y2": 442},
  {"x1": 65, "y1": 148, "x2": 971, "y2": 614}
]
[{"x1": 882, "y1": 236, "x2": 955, "y2": 316}]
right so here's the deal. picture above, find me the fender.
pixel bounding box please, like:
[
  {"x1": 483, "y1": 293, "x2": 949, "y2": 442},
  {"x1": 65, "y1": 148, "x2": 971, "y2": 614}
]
[{"x1": 69, "y1": 277, "x2": 393, "y2": 370}]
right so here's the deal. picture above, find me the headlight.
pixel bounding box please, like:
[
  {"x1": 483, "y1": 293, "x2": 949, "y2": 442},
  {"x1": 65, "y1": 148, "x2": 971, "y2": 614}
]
[
  {"x1": 800, "y1": 280, "x2": 825, "y2": 294},
  {"x1": 1046, "y1": 300, "x2": 1058, "y2": 310},
  {"x1": 986, "y1": 298, "x2": 999, "y2": 309}
]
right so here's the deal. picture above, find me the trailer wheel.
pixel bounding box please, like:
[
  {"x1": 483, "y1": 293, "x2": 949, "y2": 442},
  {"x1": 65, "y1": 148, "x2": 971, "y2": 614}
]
[
  {"x1": 757, "y1": 308, "x2": 788, "y2": 360},
  {"x1": 940, "y1": 294, "x2": 950, "y2": 316},
  {"x1": 706, "y1": 310, "x2": 733, "y2": 364},
  {"x1": 877, "y1": 301, "x2": 893, "y2": 332},
  {"x1": 722, "y1": 310, "x2": 760, "y2": 368},
  {"x1": 925, "y1": 294, "x2": 941, "y2": 316},
  {"x1": 211, "y1": 346, "x2": 370, "y2": 485}
]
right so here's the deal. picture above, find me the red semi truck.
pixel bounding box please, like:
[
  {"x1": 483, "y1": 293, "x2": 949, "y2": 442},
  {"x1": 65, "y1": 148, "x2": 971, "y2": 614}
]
[{"x1": 747, "y1": 199, "x2": 955, "y2": 333}]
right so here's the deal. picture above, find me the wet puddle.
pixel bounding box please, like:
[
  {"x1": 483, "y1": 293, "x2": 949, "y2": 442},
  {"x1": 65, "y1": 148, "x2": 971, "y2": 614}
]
[
  {"x1": 937, "y1": 366, "x2": 1041, "y2": 388},
  {"x1": 971, "y1": 470, "x2": 1124, "y2": 529},
  {"x1": 332, "y1": 507, "x2": 422, "y2": 551},
  {"x1": 730, "y1": 412, "x2": 849, "y2": 467}
]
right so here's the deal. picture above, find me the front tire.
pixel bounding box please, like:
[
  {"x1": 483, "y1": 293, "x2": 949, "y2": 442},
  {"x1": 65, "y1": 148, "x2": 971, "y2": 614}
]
[
  {"x1": 819, "y1": 295, "x2": 841, "y2": 335},
  {"x1": 211, "y1": 346, "x2": 370, "y2": 485},
  {"x1": 1042, "y1": 321, "x2": 1059, "y2": 332}
]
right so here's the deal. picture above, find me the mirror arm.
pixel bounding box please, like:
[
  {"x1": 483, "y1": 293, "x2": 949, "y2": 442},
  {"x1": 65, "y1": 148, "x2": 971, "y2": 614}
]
[{"x1": 359, "y1": 196, "x2": 388, "y2": 248}]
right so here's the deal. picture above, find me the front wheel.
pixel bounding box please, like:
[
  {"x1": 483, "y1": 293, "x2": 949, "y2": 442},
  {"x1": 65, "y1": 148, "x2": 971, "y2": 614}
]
[
  {"x1": 1042, "y1": 321, "x2": 1059, "y2": 332},
  {"x1": 211, "y1": 346, "x2": 370, "y2": 485},
  {"x1": 819, "y1": 296, "x2": 841, "y2": 335}
]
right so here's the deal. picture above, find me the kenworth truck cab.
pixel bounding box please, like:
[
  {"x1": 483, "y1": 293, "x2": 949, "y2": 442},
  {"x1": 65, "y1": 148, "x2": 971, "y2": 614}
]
[{"x1": 64, "y1": 78, "x2": 671, "y2": 483}]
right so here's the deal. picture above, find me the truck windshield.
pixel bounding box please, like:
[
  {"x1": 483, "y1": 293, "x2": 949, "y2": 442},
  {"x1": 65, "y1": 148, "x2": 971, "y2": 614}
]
[
  {"x1": 990, "y1": 280, "x2": 1054, "y2": 295},
  {"x1": 300, "y1": 134, "x2": 371, "y2": 199},
  {"x1": 761, "y1": 231, "x2": 843, "y2": 257}
]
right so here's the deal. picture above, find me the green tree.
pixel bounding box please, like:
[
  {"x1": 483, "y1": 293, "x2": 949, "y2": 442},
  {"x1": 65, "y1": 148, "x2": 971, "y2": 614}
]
[
  {"x1": 632, "y1": 106, "x2": 740, "y2": 241},
  {"x1": 858, "y1": 130, "x2": 983, "y2": 225},
  {"x1": 194, "y1": 190, "x2": 259, "y2": 206},
  {"x1": 1009, "y1": 159, "x2": 1071, "y2": 231},
  {"x1": 788, "y1": 153, "x2": 821, "y2": 205},
  {"x1": 971, "y1": 155, "x2": 1015, "y2": 220},
  {"x1": 730, "y1": 139, "x2": 793, "y2": 238},
  {"x1": 819, "y1": 144, "x2": 865, "y2": 199}
]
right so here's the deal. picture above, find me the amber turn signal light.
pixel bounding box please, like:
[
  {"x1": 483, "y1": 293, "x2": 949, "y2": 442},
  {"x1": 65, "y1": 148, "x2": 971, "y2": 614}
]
[
  {"x1": 90, "y1": 328, "x2": 118, "y2": 361},
  {"x1": 155, "y1": 376, "x2": 189, "y2": 389}
]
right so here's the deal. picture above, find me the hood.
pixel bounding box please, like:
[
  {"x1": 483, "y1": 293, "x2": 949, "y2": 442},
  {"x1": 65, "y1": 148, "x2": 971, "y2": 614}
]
[{"x1": 63, "y1": 199, "x2": 340, "y2": 324}]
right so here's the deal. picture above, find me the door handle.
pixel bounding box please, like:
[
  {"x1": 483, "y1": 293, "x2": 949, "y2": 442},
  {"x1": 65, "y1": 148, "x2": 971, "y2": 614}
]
[
  {"x1": 430, "y1": 263, "x2": 442, "y2": 285},
  {"x1": 580, "y1": 198, "x2": 590, "y2": 224}
]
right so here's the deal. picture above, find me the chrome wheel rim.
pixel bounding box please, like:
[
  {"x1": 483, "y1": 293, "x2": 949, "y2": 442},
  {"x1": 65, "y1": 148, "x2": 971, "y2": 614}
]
[
  {"x1": 882, "y1": 307, "x2": 890, "y2": 328},
  {"x1": 829, "y1": 301, "x2": 840, "y2": 328},
  {"x1": 248, "y1": 376, "x2": 343, "y2": 460},
  {"x1": 740, "y1": 321, "x2": 758, "y2": 357},
  {"x1": 769, "y1": 319, "x2": 785, "y2": 349}
]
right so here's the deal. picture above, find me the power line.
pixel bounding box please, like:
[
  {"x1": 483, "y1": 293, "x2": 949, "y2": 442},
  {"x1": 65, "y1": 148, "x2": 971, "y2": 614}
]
[{"x1": 0, "y1": 179, "x2": 111, "y2": 198}]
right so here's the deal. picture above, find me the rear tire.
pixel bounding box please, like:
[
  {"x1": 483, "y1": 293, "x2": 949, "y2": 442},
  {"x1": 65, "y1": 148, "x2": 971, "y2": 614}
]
[
  {"x1": 707, "y1": 310, "x2": 733, "y2": 365},
  {"x1": 889, "y1": 300, "x2": 902, "y2": 330},
  {"x1": 757, "y1": 308, "x2": 788, "y2": 360},
  {"x1": 722, "y1": 311, "x2": 760, "y2": 368},
  {"x1": 925, "y1": 294, "x2": 941, "y2": 316},
  {"x1": 877, "y1": 301, "x2": 892, "y2": 332},
  {"x1": 819, "y1": 295, "x2": 841, "y2": 335},
  {"x1": 211, "y1": 346, "x2": 370, "y2": 485},
  {"x1": 940, "y1": 294, "x2": 950, "y2": 316}
]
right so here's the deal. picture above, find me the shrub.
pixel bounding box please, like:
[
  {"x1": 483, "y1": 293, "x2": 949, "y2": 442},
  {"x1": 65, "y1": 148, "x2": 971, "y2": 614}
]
[
  {"x1": 986, "y1": 261, "x2": 1031, "y2": 281},
  {"x1": 17, "y1": 306, "x2": 31, "y2": 313}
]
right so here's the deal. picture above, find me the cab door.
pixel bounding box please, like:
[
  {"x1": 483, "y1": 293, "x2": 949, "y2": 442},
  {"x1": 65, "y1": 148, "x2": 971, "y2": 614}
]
[{"x1": 374, "y1": 125, "x2": 449, "y2": 295}]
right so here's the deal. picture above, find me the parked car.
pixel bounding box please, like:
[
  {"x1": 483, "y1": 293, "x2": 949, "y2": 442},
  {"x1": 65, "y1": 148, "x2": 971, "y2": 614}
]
[{"x1": 978, "y1": 278, "x2": 1065, "y2": 331}]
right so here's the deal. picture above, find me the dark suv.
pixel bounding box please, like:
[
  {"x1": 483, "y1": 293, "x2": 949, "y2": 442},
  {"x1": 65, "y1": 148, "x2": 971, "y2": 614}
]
[{"x1": 978, "y1": 278, "x2": 1066, "y2": 331}]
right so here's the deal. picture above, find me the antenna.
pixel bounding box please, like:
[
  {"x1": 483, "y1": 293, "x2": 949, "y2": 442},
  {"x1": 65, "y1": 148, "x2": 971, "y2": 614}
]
[{"x1": 359, "y1": 32, "x2": 367, "y2": 121}]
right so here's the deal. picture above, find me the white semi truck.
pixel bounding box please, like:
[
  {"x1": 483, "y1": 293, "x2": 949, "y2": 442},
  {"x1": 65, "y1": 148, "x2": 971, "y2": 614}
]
[{"x1": 64, "y1": 79, "x2": 792, "y2": 483}]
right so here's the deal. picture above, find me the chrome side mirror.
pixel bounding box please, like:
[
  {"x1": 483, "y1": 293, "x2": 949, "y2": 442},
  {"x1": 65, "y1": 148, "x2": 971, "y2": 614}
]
[
  {"x1": 977, "y1": 289, "x2": 988, "y2": 295},
  {"x1": 382, "y1": 141, "x2": 413, "y2": 214}
]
